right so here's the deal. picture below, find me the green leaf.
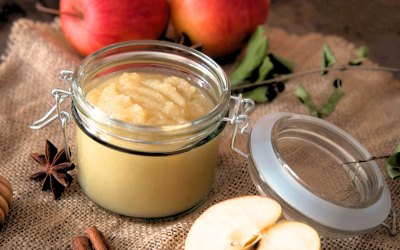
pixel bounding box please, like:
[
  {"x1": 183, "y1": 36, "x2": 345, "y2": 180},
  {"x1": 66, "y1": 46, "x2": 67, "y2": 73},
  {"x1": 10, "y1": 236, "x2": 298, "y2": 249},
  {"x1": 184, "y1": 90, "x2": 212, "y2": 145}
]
[
  {"x1": 356, "y1": 46, "x2": 370, "y2": 58},
  {"x1": 387, "y1": 152, "x2": 400, "y2": 167},
  {"x1": 348, "y1": 46, "x2": 370, "y2": 65},
  {"x1": 324, "y1": 44, "x2": 337, "y2": 67},
  {"x1": 382, "y1": 144, "x2": 400, "y2": 181},
  {"x1": 384, "y1": 144, "x2": 400, "y2": 181},
  {"x1": 230, "y1": 26, "x2": 269, "y2": 87},
  {"x1": 321, "y1": 51, "x2": 328, "y2": 75},
  {"x1": 385, "y1": 156, "x2": 400, "y2": 180},
  {"x1": 242, "y1": 86, "x2": 269, "y2": 103},
  {"x1": 348, "y1": 57, "x2": 364, "y2": 66},
  {"x1": 320, "y1": 43, "x2": 337, "y2": 75},
  {"x1": 270, "y1": 53, "x2": 296, "y2": 72},
  {"x1": 295, "y1": 84, "x2": 321, "y2": 117},
  {"x1": 256, "y1": 56, "x2": 274, "y2": 83},
  {"x1": 321, "y1": 88, "x2": 345, "y2": 117}
]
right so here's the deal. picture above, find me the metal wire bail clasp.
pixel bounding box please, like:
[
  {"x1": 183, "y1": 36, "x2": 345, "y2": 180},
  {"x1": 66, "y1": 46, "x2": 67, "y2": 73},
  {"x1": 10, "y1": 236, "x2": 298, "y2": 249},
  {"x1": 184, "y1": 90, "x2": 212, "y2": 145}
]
[
  {"x1": 30, "y1": 70, "x2": 74, "y2": 161},
  {"x1": 223, "y1": 94, "x2": 255, "y2": 158},
  {"x1": 381, "y1": 207, "x2": 397, "y2": 236}
]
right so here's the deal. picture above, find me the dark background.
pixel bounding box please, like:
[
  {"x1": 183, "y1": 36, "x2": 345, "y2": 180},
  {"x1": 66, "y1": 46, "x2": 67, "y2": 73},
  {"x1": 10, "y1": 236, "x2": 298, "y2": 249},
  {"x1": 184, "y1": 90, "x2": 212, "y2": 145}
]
[{"x1": 0, "y1": 0, "x2": 399, "y2": 71}]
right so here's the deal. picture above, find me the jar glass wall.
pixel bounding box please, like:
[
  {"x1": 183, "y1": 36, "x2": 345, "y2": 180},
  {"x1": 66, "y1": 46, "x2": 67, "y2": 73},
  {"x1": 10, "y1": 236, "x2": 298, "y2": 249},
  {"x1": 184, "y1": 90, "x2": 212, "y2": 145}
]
[{"x1": 70, "y1": 41, "x2": 230, "y2": 218}]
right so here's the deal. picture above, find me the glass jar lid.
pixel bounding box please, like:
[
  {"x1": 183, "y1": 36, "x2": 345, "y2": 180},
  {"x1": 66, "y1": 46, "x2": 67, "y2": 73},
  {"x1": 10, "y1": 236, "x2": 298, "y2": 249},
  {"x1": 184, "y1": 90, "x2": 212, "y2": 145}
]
[{"x1": 247, "y1": 112, "x2": 391, "y2": 238}]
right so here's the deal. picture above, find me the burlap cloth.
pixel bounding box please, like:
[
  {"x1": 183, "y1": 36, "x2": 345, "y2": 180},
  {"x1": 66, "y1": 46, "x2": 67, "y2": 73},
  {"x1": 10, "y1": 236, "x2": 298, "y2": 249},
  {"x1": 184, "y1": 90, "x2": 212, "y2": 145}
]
[{"x1": 0, "y1": 18, "x2": 399, "y2": 249}]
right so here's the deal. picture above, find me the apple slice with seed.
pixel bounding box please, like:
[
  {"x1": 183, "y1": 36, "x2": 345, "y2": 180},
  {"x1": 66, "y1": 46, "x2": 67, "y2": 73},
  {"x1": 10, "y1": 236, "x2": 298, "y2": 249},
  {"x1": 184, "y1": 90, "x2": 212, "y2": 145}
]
[
  {"x1": 225, "y1": 227, "x2": 262, "y2": 250},
  {"x1": 259, "y1": 221, "x2": 321, "y2": 250},
  {"x1": 185, "y1": 196, "x2": 282, "y2": 250}
]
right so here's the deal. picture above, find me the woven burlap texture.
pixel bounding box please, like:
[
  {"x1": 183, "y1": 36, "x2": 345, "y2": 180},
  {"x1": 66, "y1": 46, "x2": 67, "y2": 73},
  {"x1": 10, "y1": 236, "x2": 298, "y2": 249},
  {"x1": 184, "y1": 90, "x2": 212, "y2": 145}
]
[{"x1": 0, "y1": 18, "x2": 399, "y2": 249}]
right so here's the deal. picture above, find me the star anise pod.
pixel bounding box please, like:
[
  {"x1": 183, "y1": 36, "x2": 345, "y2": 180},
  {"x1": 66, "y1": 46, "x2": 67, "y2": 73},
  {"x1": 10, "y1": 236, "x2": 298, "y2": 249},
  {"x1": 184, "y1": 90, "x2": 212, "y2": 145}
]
[{"x1": 29, "y1": 140, "x2": 75, "y2": 200}]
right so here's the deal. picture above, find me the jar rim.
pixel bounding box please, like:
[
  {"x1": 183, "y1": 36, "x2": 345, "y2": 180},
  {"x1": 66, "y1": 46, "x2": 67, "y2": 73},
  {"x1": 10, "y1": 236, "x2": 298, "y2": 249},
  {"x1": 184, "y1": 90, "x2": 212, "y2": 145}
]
[{"x1": 70, "y1": 40, "x2": 231, "y2": 137}]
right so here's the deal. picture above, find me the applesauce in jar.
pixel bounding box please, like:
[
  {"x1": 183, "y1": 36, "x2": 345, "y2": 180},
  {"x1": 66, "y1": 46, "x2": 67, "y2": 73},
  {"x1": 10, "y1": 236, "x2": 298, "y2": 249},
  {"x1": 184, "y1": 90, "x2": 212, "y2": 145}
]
[
  {"x1": 85, "y1": 72, "x2": 215, "y2": 126},
  {"x1": 75, "y1": 67, "x2": 225, "y2": 218}
]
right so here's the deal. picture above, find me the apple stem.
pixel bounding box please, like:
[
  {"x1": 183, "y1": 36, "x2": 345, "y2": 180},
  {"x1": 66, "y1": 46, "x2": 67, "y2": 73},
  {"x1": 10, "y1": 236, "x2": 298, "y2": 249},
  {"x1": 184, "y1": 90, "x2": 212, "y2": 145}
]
[
  {"x1": 36, "y1": 2, "x2": 82, "y2": 19},
  {"x1": 178, "y1": 36, "x2": 185, "y2": 45},
  {"x1": 190, "y1": 43, "x2": 203, "y2": 50}
]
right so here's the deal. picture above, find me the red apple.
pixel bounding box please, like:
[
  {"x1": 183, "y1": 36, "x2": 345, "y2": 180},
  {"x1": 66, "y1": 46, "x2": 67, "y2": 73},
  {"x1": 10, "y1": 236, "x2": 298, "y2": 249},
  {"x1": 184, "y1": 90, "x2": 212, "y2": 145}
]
[
  {"x1": 60, "y1": 0, "x2": 170, "y2": 56},
  {"x1": 170, "y1": 0, "x2": 270, "y2": 59}
]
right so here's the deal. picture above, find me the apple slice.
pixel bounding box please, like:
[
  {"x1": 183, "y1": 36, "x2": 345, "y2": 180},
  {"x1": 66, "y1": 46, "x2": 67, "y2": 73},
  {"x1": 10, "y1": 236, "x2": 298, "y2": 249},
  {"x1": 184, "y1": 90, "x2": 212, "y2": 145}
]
[
  {"x1": 259, "y1": 222, "x2": 321, "y2": 250},
  {"x1": 185, "y1": 196, "x2": 282, "y2": 250},
  {"x1": 225, "y1": 227, "x2": 262, "y2": 250}
]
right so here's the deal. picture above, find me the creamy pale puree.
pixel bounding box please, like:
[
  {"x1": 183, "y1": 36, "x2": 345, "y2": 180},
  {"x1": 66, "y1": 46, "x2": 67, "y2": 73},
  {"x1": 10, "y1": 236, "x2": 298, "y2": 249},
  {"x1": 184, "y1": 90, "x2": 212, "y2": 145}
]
[
  {"x1": 76, "y1": 72, "x2": 220, "y2": 218},
  {"x1": 86, "y1": 72, "x2": 214, "y2": 125}
]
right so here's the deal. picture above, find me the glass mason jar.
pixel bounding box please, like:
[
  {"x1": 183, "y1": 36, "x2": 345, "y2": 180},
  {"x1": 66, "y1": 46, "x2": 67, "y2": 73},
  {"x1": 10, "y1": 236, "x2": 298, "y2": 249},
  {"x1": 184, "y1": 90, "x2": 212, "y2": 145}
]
[{"x1": 31, "y1": 41, "x2": 247, "y2": 218}]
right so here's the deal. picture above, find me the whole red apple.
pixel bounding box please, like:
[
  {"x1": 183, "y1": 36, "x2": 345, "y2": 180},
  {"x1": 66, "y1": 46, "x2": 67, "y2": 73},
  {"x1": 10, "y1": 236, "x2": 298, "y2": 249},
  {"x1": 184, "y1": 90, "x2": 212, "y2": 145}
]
[
  {"x1": 60, "y1": 0, "x2": 169, "y2": 56},
  {"x1": 170, "y1": 0, "x2": 270, "y2": 59}
]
